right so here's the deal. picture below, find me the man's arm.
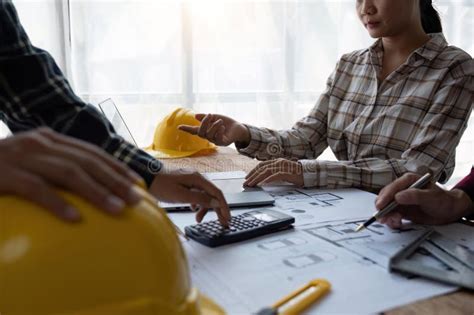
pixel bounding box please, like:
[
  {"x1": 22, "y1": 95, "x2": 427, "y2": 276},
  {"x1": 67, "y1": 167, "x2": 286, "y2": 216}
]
[
  {"x1": 0, "y1": 2, "x2": 233, "y2": 225},
  {"x1": 0, "y1": 0, "x2": 160, "y2": 186}
]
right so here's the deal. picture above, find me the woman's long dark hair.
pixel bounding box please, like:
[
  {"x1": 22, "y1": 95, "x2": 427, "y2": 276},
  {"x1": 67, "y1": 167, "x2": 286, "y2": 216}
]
[{"x1": 419, "y1": 0, "x2": 443, "y2": 33}]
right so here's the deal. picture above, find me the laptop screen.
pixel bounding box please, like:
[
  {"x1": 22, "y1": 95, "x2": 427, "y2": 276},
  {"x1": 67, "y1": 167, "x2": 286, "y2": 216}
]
[{"x1": 98, "y1": 99, "x2": 138, "y2": 147}]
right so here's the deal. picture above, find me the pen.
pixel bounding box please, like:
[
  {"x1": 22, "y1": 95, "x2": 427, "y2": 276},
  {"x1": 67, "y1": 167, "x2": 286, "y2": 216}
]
[
  {"x1": 355, "y1": 173, "x2": 432, "y2": 232},
  {"x1": 256, "y1": 279, "x2": 331, "y2": 315}
]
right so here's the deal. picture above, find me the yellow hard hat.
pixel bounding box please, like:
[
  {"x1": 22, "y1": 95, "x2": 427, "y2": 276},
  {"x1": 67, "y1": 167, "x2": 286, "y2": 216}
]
[
  {"x1": 145, "y1": 108, "x2": 216, "y2": 159},
  {"x1": 0, "y1": 190, "x2": 224, "y2": 315}
]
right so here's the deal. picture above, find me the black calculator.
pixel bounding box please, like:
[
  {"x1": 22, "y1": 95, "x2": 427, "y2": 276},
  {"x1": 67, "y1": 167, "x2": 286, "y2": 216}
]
[{"x1": 184, "y1": 209, "x2": 295, "y2": 247}]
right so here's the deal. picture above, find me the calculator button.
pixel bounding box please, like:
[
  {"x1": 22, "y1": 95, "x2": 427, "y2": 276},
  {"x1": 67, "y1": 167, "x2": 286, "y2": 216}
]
[{"x1": 243, "y1": 216, "x2": 256, "y2": 222}]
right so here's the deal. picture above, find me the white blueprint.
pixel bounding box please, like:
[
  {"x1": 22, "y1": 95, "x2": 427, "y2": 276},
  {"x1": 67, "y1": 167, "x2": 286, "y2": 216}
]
[{"x1": 167, "y1": 175, "x2": 469, "y2": 314}]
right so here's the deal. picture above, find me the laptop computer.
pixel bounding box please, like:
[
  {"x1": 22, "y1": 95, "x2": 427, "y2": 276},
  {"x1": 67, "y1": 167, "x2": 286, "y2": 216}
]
[
  {"x1": 98, "y1": 98, "x2": 138, "y2": 146},
  {"x1": 98, "y1": 99, "x2": 275, "y2": 211},
  {"x1": 159, "y1": 191, "x2": 275, "y2": 211}
]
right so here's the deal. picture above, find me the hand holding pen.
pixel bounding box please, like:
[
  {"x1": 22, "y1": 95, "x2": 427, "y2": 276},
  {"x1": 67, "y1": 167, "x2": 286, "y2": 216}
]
[
  {"x1": 356, "y1": 173, "x2": 432, "y2": 232},
  {"x1": 369, "y1": 172, "x2": 473, "y2": 229}
]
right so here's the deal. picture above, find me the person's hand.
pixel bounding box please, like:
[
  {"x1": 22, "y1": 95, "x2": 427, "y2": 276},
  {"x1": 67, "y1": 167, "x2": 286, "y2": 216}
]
[
  {"x1": 178, "y1": 113, "x2": 250, "y2": 147},
  {"x1": 0, "y1": 128, "x2": 143, "y2": 222},
  {"x1": 375, "y1": 173, "x2": 473, "y2": 229},
  {"x1": 244, "y1": 158, "x2": 304, "y2": 188},
  {"x1": 150, "y1": 169, "x2": 231, "y2": 226}
]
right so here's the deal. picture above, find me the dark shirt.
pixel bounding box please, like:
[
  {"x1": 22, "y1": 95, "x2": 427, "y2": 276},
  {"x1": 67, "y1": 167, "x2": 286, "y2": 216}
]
[
  {"x1": 0, "y1": 0, "x2": 161, "y2": 186},
  {"x1": 454, "y1": 167, "x2": 474, "y2": 202}
]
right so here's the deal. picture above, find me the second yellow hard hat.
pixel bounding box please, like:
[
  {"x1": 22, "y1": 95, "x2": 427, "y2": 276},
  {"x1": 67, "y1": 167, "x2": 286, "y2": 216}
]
[{"x1": 146, "y1": 108, "x2": 216, "y2": 159}]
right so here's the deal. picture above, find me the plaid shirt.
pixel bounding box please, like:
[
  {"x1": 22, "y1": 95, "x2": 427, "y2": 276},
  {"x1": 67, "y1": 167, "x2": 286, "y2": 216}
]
[
  {"x1": 239, "y1": 34, "x2": 473, "y2": 191},
  {"x1": 0, "y1": 1, "x2": 160, "y2": 186}
]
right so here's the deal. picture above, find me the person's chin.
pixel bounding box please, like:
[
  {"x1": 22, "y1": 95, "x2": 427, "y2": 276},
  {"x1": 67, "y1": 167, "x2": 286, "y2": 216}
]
[{"x1": 366, "y1": 29, "x2": 384, "y2": 38}]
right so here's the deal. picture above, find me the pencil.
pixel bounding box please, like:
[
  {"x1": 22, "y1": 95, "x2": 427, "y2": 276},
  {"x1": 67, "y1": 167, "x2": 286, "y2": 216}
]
[{"x1": 355, "y1": 173, "x2": 432, "y2": 232}]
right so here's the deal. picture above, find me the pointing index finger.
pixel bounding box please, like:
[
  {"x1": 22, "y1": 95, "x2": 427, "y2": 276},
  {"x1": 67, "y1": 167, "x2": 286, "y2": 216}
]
[
  {"x1": 178, "y1": 125, "x2": 199, "y2": 135},
  {"x1": 195, "y1": 113, "x2": 206, "y2": 121}
]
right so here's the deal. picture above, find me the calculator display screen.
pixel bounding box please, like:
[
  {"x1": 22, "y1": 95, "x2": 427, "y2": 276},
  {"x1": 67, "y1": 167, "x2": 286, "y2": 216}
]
[{"x1": 252, "y1": 212, "x2": 277, "y2": 222}]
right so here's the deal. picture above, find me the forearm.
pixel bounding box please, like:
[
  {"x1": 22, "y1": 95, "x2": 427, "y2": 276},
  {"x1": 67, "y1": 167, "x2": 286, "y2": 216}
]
[
  {"x1": 297, "y1": 156, "x2": 437, "y2": 191},
  {"x1": 3, "y1": 102, "x2": 161, "y2": 186},
  {"x1": 104, "y1": 140, "x2": 160, "y2": 188},
  {"x1": 237, "y1": 124, "x2": 327, "y2": 161}
]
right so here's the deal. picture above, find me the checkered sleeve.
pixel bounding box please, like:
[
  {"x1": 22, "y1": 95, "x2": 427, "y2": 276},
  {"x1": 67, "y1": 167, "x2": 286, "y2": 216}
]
[
  {"x1": 0, "y1": 1, "x2": 160, "y2": 186},
  {"x1": 300, "y1": 60, "x2": 473, "y2": 191}
]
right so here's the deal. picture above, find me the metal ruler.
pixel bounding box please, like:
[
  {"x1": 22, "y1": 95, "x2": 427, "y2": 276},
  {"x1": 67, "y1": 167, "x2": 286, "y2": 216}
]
[{"x1": 389, "y1": 229, "x2": 474, "y2": 290}]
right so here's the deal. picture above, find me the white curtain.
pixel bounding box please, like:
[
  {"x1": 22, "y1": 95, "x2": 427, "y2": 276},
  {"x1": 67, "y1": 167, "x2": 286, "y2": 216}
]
[
  {"x1": 14, "y1": 0, "x2": 69, "y2": 72},
  {"x1": 11, "y1": 0, "x2": 474, "y2": 186}
]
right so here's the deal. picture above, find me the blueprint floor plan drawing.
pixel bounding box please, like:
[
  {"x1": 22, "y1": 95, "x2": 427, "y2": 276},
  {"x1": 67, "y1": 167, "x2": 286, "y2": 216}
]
[
  {"x1": 302, "y1": 219, "x2": 428, "y2": 268},
  {"x1": 268, "y1": 189, "x2": 344, "y2": 207},
  {"x1": 263, "y1": 188, "x2": 377, "y2": 226},
  {"x1": 182, "y1": 224, "x2": 454, "y2": 314},
  {"x1": 167, "y1": 182, "x2": 467, "y2": 314}
]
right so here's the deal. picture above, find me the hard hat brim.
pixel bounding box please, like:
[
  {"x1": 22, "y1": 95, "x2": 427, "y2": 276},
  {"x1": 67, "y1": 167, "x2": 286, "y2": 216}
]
[
  {"x1": 144, "y1": 146, "x2": 216, "y2": 159},
  {"x1": 198, "y1": 292, "x2": 226, "y2": 315}
]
